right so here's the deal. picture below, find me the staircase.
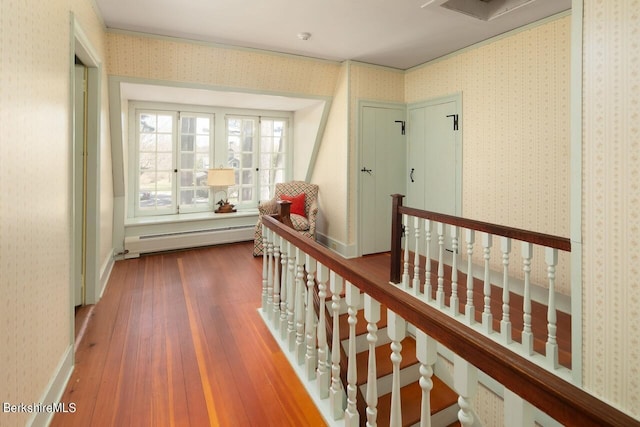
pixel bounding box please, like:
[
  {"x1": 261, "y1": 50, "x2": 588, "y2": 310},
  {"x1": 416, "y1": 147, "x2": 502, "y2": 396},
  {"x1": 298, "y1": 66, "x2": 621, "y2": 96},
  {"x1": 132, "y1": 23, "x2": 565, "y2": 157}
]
[{"x1": 321, "y1": 290, "x2": 460, "y2": 426}]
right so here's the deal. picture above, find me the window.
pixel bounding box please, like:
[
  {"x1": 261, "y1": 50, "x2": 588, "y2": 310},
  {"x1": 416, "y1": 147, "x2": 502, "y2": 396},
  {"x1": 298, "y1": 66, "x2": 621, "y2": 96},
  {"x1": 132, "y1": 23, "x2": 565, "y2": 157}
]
[
  {"x1": 130, "y1": 102, "x2": 290, "y2": 217},
  {"x1": 226, "y1": 116, "x2": 288, "y2": 207}
]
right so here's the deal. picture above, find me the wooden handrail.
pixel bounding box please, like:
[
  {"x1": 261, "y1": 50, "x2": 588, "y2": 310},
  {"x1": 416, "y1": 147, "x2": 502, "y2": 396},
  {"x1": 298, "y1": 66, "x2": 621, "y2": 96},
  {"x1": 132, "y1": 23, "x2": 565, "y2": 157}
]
[
  {"x1": 389, "y1": 194, "x2": 571, "y2": 283},
  {"x1": 262, "y1": 214, "x2": 639, "y2": 427}
]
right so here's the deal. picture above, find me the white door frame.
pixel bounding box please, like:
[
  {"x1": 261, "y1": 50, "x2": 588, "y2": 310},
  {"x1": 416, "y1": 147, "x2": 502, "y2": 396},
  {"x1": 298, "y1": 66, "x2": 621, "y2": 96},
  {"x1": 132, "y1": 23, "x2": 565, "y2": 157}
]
[
  {"x1": 356, "y1": 100, "x2": 407, "y2": 257},
  {"x1": 70, "y1": 14, "x2": 102, "y2": 316}
]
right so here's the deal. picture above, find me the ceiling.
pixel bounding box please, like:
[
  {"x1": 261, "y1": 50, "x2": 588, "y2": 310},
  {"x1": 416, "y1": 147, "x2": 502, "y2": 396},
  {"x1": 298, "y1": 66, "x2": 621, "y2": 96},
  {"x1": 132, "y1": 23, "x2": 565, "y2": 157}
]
[{"x1": 96, "y1": 0, "x2": 571, "y2": 70}]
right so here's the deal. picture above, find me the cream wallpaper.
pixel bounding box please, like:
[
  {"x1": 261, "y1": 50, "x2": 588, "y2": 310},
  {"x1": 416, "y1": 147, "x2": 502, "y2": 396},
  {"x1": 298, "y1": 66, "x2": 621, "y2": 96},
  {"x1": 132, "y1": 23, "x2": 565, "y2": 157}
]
[
  {"x1": 0, "y1": 0, "x2": 110, "y2": 426},
  {"x1": 404, "y1": 15, "x2": 572, "y2": 294},
  {"x1": 107, "y1": 32, "x2": 341, "y2": 98},
  {"x1": 582, "y1": 0, "x2": 640, "y2": 418},
  {"x1": 348, "y1": 63, "x2": 405, "y2": 245}
]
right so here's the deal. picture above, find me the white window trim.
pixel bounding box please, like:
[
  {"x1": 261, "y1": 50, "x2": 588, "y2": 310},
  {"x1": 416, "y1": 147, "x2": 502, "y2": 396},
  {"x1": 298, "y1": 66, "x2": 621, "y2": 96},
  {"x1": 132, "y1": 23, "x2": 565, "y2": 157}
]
[{"x1": 127, "y1": 101, "x2": 293, "y2": 219}]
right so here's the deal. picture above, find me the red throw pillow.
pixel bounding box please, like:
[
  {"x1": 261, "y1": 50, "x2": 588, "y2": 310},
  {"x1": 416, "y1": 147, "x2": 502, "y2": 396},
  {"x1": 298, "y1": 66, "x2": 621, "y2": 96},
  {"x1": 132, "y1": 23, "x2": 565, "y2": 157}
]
[{"x1": 280, "y1": 193, "x2": 306, "y2": 217}]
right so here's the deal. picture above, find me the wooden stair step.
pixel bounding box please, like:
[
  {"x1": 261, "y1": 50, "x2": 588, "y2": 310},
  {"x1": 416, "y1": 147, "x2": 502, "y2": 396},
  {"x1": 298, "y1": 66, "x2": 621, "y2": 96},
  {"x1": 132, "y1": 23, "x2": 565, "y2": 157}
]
[
  {"x1": 355, "y1": 336, "x2": 418, "y2": 386},
  {"x1": 338, "y1": 307, "x2": 388, "y2": 341},
  {"x1": 376, "y1": 376, "x2": 459, "y2": 427}
]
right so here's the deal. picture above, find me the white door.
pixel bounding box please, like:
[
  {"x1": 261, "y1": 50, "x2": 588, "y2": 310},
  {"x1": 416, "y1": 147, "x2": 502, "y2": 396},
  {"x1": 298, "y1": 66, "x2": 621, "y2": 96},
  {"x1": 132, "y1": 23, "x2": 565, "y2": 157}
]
[
  {"x1": 407, "y1": 96, "x2": 462, "y2": 251},
  {"x1": 74, "y1": 63, "x2": 87, "y2": 307},
  {"x1": 360, "y1": 105, "x2": 407, "y2": 255}
]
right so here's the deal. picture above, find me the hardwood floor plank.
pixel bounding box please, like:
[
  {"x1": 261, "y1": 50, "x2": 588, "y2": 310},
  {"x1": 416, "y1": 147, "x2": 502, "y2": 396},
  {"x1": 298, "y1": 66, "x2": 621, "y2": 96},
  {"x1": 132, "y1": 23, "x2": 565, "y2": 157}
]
[{"x1": 52, "y1": 243, "x2": 326, "y2": 427}]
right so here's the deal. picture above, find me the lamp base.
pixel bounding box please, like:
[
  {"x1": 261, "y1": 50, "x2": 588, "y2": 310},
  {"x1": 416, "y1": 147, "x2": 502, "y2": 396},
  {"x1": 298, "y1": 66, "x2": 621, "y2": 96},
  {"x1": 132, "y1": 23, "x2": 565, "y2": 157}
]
[{"x1": 215, "y1": 202, "x2": 236, "y2": 213}]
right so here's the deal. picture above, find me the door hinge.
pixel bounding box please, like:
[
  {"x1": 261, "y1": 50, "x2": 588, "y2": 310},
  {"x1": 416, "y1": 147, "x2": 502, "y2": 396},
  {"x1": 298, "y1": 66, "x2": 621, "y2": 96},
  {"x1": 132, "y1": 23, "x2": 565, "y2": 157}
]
[{"x1": 394, "y1": 120, "x2": 406, "y2": 135}]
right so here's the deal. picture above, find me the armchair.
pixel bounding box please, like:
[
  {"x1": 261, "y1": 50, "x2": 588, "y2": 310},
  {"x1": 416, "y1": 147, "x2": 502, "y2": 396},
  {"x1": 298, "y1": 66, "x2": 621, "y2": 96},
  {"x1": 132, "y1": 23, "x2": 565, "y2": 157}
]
[{"x1": 253, "y1": 181, "x2": 319, "y2": 256}]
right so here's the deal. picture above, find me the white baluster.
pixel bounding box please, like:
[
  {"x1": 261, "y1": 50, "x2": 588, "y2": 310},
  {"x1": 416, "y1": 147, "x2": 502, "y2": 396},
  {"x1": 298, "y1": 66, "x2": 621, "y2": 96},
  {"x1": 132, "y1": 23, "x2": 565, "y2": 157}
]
[
  {"x1": 329, "y1": 272, "x2": 346, "y2": 420},
  {"x1": 387, "y1": 310, "x2": 406, "y2": 427},
  {"x1": 402, "y1": 214, "x2": 411, "y2": 289},
  {"x1": 305, "y1": 255, "x2": 317, "y2": 380},
  {"x1": 454, "y1": 355, "x2": 478, "y2": 427},
  {"x1": 364, "y1": 295, "x2": 381, "y2": 427},
  {"x1": 261, "y1": 225, "x2": 269, "y2": 311},
  {"x1": 481, "y1": 233, "x2": 493, "y2": 335},
  {"x1": 436, "y1": 222, "x2": 445, "y2": 309},
  {"x1": 344, "y1": 282, "x2": 361, "y2": 427},
  {"x1": 416, "y1": 330, "x2": 437, "y2": 427},
  {"x1": 286, "y1": 241, "x2": 297, "y2": 350},
  {"x1": 500, "y1": 237, "x2": 512, "y2": 344},
  {"x1": 504, "y1": 388, "x2": 534, "y2": 427},
  {"x1": 465, "y1": 229, "x2": 476, "y2": 324},
  {"x1": 450, "y1": 226, "x2": 460, "y2": 316},
  {"x1": 272, "y1": 238, "x2": 281, "y2": 328},
  {"x1": 266, "y1": 230, "x2": 274, "y2": 320},
  {"x1": 413, "y1": 216, "x2": 422, "y2": 296},
  {"x1": 294, "y1": 247, "x2": 306, "y2": 365},
  {"x1": 316, "y1": 263, "x2": 330, "y2": 398},
  {"x1": 424, "y1": 220, "x2": 432, "y2": 301},
  {"x1": 279, "y1": 236, "x2": 288, "y2": 340},
  {"x1": 545, "y1": 247, "x2": 559, "y2": 369},
  {"x1": 521, "y1": 242, "x2": 534, "y2": 355}
]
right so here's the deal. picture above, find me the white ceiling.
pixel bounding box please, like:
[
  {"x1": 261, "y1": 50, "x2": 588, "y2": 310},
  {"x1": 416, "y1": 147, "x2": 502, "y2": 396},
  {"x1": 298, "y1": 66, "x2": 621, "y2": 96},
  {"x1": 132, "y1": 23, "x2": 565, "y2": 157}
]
[{"x1": 96, "y1": 0, "x2": 571, "y2": 70}]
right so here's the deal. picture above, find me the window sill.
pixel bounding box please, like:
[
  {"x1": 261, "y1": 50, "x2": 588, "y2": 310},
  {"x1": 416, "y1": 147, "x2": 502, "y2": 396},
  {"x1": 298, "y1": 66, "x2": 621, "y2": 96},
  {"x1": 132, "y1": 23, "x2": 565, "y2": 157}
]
[{"x1": 125, "y1": 208, "x2": 259, "y2": 227}]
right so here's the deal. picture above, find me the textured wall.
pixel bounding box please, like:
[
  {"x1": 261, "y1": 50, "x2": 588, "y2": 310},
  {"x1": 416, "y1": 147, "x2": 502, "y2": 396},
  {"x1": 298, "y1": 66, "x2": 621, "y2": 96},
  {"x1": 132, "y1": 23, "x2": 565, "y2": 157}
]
[
  {"x1": 405, "y1": 15, "x2": 572, "y2": 292},
  {"x1": 0, "y1": 0, "x2": 109, "y2": 426},
  {"x1": 107, "y1": 32, "x2": 341, "y2": 98},
  {"x1": 582, "y1": 0, "x2": 640, "y2": 417}
]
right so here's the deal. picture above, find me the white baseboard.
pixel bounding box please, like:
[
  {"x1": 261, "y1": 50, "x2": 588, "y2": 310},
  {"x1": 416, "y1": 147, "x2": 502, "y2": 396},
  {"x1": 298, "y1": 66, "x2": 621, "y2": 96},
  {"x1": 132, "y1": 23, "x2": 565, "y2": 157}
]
[
  {"x1": 27, "y1": 345, "x2": 74, "y2": 427},
  {"x1": 315, "y1": 232, "x2": 356, "y2": 258},
  {"x1": 124, "y1": 226, "x2": 254, "y2": 258},
  {"x1": 99, "y1": 250, "x2": 115, "y2": 299}
]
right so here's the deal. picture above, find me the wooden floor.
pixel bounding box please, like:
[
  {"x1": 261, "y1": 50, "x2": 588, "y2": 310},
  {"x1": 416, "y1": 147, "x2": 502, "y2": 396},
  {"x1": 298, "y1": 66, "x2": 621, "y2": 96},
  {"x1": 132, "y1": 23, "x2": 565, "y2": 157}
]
[{"x1": 52, "y1": 242, "x2": 327, "y2": 427}]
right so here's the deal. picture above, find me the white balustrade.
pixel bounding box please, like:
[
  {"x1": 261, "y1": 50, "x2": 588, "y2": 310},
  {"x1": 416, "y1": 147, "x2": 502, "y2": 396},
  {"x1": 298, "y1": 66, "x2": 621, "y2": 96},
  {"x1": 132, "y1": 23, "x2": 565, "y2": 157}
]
[
  {"x1": 285, "y1": 241, "x2": 296, "y2": 350},
  {"x1": 279, "y1": 236, "x2": 288, "y2": 339},
  {"x1": 329, "y1": 272, "x2": 346, "y2": 420},
  {"x1": 305, "y1": 255, "x2": 317, "y2": 380},
  {"x1": 454, "y1": 355, "x2": 478, "y2": 427},
  {"x1": 413, "y1": 216, "x2": 422, "y2": 296},
  {"x1": 500, "y1": 236, "x2": 512, "y2": 344},
  {"x1": 294, "y1": 247, "x2": 306, "y2": 365},
  {"x1": 402, "y1": 214, "x2": 411, "y2": 289},
  {"x1": 344, "y1": 282, "x2": 361, "y2": 427},
  {"x1": 364, "y1": 295, "x2": 381, "y2": 427},
  {"x1": 521, "y1": 242, "x2": 534, "y2": 355},
  {"x1": 316, "y1": 262, "x2": 330, "y2": 398},
  {"x1": 261, "y1": 225, "x2": 269, "y2": 311},
  {"x1": 481, "y1": 232, "x2": 493, "y2": 335},
  {"x1": 436, "y1": 222, "x2": 445, "y2": 309},
  {"x1": 387, "y1": 309, "x2": 407, "y2": 427},
  {"x1": 465, "y1": 229, "x2": 475, "y2": 324},
  {"x1": 272, "y1": 238, "x2": 281, "y2": 329},
  {"x1": 266, "y1": 230, "x2": 274, "y2": 320},
  {"x1": 545, "y1": 247, "x2": 559, "y2": 369},
  {"x1": 424, "y1": 219, "x2": 432, "y2": 302},
  {"x1": 416, "y1": 330, "x2": 437, "y2": 427},
  {"x1": 450, "y1": 225, "x2": 459, "y2": 316}
]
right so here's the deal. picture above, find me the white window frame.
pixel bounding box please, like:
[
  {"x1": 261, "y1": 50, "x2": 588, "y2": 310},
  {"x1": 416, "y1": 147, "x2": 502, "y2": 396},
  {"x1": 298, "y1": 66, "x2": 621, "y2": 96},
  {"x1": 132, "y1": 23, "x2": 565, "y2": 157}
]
[{"x1": 128, "y1": 101, "x2": 292, "y2": 218}]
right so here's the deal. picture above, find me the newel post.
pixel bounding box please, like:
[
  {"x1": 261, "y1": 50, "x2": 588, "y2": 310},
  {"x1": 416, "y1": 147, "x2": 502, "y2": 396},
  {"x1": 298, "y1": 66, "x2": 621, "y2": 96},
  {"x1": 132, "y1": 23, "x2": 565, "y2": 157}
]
[
  {"x1": 390, "y1": 194, "x2": 404, "y2": 283},
  {"x1": 276, "y1": 200, "x2": 294, "y2": 229}
]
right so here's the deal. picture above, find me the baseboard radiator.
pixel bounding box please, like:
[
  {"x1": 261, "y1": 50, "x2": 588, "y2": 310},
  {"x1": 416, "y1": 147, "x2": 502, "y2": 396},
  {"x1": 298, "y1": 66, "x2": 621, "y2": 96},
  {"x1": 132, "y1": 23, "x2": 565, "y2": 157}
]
[{"x1": 124, "y1": 225, "x2": 254, "y2": 258}]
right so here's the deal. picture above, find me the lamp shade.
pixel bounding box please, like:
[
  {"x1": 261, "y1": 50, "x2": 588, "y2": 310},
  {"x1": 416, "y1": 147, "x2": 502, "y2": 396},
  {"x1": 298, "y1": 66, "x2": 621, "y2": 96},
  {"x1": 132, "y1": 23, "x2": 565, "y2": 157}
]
[{"x1": 207, "y1": 168, "x2": 235, "y2": 187}]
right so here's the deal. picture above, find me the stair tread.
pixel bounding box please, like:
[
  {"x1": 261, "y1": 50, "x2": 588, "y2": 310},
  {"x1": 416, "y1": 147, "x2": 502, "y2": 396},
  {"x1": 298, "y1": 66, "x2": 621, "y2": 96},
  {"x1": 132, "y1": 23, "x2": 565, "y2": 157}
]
[
  {"x1": 355, "y1": 336, "x2": 418, "y2": 386},
  {"x1": 376, "y1": 376, "x2": 458, "y2": 427},
  {"x1": 338, "y1": 307, "x2": 388, "y2": 341}
]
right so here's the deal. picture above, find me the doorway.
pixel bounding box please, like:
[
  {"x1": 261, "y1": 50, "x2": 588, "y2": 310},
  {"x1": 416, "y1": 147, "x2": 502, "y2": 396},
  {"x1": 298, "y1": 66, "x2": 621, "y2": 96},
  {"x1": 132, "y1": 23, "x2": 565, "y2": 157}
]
[
  {"x1": 73, "y1": 59, "x2": 87, "y2": 307},
  {"x1": 407, "y1": 94, "x2": 462, "y2": 252},
  {"x1": 359, "y1": 103, "x2": 407, "y2": 255}
]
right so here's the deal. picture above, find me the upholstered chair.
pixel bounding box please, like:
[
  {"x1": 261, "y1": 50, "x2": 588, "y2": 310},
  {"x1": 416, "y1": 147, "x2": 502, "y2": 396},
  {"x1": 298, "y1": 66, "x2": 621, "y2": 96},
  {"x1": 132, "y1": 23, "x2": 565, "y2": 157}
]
[{"x1": 253, "y1": 181, "x2": 319, "y2": 256}]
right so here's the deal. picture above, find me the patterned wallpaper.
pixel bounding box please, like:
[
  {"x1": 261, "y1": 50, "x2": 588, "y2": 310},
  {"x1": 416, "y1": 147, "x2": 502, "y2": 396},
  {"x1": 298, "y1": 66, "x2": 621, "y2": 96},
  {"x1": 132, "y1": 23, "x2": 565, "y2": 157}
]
[
  {"x1": 582, "y1": 0, "x2": 640, "y2": 418},
  {"x1": 404, "y1": 15, "x2": 572, "y2": 293},
  {"x1": 0, "y1": 0, "x2": 108, "y2": 425},
  {"x1": 107, "y1": 32, "x2": 341, "y2": 98}
]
